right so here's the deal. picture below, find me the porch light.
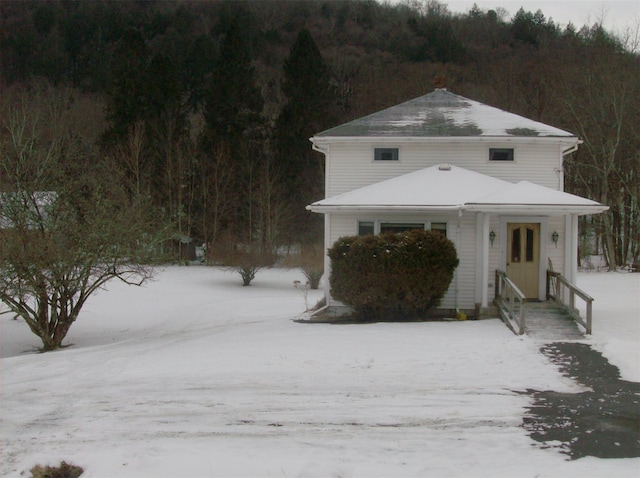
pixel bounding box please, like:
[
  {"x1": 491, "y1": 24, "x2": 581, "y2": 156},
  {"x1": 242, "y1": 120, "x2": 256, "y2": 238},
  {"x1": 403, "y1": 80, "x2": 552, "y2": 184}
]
[
  {"x1": 489, "y1": 230, "x2": 496, "y2": 247},
  {"x1": 552, "y1": 230, "x2": 559, "y2": 247}
]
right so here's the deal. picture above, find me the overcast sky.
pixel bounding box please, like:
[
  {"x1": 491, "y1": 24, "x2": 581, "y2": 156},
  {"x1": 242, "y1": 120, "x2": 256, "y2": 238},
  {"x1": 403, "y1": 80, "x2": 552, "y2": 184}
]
[{"x1": 396, "y1": 1, "x2": 640, "y2": 33}]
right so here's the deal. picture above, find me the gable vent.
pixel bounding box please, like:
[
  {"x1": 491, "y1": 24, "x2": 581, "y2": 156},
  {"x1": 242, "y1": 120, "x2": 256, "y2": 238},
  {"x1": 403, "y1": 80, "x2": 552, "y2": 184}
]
[{"x1": 438, "y1": 164, "x2": 452, "y2": 171}]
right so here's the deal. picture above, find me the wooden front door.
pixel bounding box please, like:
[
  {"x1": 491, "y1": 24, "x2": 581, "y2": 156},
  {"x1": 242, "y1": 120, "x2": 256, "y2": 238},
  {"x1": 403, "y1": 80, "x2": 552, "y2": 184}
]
[{"x1": 506, "y1": 223, "x2": 540, "y2": 298}]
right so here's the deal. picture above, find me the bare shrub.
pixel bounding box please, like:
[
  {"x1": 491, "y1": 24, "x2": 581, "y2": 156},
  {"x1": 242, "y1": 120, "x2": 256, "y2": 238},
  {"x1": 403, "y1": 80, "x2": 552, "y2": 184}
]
[
  {"x1": 281, "y1": 243, "x2": 324, "y2": 289},
  {"x1": 30, "y1": 461, "x2": 83, "y2": 478}
]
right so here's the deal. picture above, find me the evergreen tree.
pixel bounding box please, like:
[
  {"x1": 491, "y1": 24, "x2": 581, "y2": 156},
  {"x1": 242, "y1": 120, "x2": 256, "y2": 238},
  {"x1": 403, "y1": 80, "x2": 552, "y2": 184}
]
[
  {"x1": 275, "y1": 28, "x2": 335, "y2": 243},
  {"x1": 201, "y1": 10, "x2": 265, "y2": 248},
  {"x1": 203, "y1": 12, "x2": 264, "y2": 154},
  {"x1": 103, "y1": 29, "x2": 151, "y2": 144}
]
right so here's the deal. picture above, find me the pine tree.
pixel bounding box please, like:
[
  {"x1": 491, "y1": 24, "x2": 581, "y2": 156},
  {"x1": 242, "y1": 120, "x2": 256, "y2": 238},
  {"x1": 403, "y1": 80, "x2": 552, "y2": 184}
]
[
  {"x1": 201, "y1": 10, "x2": 265, "y2": 249},
  {"x1": 203, "y1": 12, "x2": 264, "y2": 154},
  {"x1": 275, "y1": 28, "x2": 335, "y2": 243}
]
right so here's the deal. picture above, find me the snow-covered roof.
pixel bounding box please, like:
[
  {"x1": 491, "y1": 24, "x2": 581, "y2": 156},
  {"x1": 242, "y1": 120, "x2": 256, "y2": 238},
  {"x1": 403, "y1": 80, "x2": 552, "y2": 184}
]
[
  {"x1": 307, "y1": 165, "x2": 607, "y2": 215},
  {"x1": 313, "y1": 89, "x2": 575, "y2": 139}
]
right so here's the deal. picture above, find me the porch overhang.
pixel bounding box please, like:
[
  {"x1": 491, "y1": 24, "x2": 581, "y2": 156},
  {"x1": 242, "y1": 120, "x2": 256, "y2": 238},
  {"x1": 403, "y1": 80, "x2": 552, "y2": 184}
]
[
  {"x1": 307, "y1": 204, "x2": 609, "y2": 216},
  {"x1": 306, "y1": 165, "x2": 608, "y2": 217},
  {"x1": 464, "y1": 204, "x2": 609, "y2": 215},
  {"x1": 306, "y1": 204, "x2": 463, "y2": 213}
]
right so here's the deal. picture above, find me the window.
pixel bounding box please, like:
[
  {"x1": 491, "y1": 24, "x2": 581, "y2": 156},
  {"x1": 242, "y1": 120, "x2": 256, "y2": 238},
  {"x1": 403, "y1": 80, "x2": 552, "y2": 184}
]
[
  {"x1": 374, "y1": 148, "x2": 399, "y2": 161},
  {"x1": 511, "y1": 227, "x2": 521, "y2": 263},
  {"x1": 358, "y1": 221, "x2": 447, "y2": 237},
  {"x1": 358, "y1": 221, "x2": 374, "y2": 236},
  {"x1": 489, "y1": 148, "x2": 514, "y2": 161},
  {"x1": 380, "y1": 222, "x2": 424, "y2": 234},
  {"x1": 431, "y1": 222, "x2": 447, "y2": 237},
  {"x1": 525, "y1": 227, "x2": 535, "y2": 262}
]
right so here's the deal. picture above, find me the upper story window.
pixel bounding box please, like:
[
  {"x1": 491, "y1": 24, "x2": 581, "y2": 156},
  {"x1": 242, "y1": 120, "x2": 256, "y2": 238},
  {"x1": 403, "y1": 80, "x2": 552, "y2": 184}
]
[
  {"x1": 489, "y1": 148, "x2": 514, "y2": 161},
  {"x1": 374, "y1": 148, "x2": 399, "y2": 161}
]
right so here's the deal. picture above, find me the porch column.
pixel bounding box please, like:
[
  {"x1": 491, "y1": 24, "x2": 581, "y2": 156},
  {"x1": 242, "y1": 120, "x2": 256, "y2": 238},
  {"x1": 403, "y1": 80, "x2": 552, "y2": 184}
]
[
  {"x1": 323, "y1": 213, "x2": 332, "y2": 305},
  {"x1": 481, "y1": 213, "x2": 490, "y2": 308},
  {"x1": 475, "y1": 213, "x2": 482, "y2": 306},
  {"x1": 564, "y1": 214, "x2": 579, "y2": 284}
]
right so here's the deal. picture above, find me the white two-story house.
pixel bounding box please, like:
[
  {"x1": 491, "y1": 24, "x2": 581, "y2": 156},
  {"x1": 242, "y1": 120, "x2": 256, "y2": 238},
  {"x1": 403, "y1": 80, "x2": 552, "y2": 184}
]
[{"x1": 307, "y1": 88, "x2": 608, "y2": 318}]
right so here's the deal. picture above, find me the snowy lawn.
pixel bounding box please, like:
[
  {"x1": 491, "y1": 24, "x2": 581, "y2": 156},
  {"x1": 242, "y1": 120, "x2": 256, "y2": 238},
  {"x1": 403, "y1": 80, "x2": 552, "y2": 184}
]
[{"x1": 1, "y1": 267, "x2": 638, "y2": 477}]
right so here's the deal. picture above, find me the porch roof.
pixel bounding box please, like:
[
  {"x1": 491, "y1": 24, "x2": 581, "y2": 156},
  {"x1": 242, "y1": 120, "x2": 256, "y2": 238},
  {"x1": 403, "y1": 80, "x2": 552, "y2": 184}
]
[{"x1": 306, "y1": 165, "x2": 608, "y2": 215}]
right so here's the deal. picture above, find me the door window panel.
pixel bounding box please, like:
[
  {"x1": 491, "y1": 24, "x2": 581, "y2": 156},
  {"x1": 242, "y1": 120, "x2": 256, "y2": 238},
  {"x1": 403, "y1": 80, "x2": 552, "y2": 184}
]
[
  {"x1": 511, "y1": 228, "x2": 521, "y2": 263},
  {"x1": 526, "y1": 227, "x2": 534, "y2": 262}
]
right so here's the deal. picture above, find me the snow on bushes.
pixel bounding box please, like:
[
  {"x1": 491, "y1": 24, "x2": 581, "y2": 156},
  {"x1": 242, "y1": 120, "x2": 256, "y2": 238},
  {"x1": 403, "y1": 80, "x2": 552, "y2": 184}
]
[{"x1": 328, "y1": 229, "x2": 459, "y2": 321}]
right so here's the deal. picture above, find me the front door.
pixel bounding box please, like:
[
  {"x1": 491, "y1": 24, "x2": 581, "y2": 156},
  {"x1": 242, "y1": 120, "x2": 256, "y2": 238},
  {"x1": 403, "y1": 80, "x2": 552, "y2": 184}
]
[{"x1": 506, "y1": 223, "x2": 540, "y2": 298}]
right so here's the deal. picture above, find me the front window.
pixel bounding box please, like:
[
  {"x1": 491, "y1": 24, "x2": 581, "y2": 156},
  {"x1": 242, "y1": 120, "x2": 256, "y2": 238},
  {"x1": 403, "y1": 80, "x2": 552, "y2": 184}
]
[
  {"x1": 358, "y1": 221, "x2": 374, "y2": 236},
  {"x1": 358, "y1": 220, "x2": 447, "y2": 238},
  {"x1": 380, "y1": 222, "x2": 424, "y2": 234}
]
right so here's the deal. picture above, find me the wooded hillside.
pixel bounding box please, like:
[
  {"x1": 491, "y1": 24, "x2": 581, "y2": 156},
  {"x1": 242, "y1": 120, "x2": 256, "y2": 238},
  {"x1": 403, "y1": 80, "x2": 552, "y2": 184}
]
[{"x1": 2, "y1": 0, "x2": 638, "y2": 267}]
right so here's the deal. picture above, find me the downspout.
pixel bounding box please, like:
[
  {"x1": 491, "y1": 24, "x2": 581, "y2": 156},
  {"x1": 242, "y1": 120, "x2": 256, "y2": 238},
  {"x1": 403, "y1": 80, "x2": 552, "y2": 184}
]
[
  {"x1": 311, "y1": 140, "x2": 331, "y2": 307},
  {"x1": 312, "y1": 142, "x2": 328, "y2": 155},
  {"x1": 560, "y1": 141, "x2": 580, "y2": 191}
]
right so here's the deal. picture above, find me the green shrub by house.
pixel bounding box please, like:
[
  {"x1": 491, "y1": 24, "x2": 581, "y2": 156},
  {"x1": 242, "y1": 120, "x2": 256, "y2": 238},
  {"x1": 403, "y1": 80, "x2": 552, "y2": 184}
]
[{"x1": 328, "y1": 230, "x2": 459, "y2": 321}]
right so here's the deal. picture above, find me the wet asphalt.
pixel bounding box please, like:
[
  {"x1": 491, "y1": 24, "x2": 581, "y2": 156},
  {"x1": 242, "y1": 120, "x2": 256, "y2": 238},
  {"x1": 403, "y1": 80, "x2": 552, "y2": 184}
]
[{"x1": 522, "y1": 342, "x2": 640, "y2": 460}]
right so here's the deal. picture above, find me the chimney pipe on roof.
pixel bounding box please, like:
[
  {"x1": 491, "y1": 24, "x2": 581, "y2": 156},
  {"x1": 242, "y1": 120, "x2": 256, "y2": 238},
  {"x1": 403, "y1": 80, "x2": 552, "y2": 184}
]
[{"x1": 434, "y1": 75, "x2": 446, "y2": 89}]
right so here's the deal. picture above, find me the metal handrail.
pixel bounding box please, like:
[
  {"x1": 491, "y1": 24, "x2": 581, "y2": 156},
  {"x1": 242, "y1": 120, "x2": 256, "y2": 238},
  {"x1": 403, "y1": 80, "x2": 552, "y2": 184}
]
[
  {"x1": 495, "y1": 269, "x2": 526, "y2": 335},
  {"x1": 546, "y1": 270, "x2": 593, "y2": 334}
]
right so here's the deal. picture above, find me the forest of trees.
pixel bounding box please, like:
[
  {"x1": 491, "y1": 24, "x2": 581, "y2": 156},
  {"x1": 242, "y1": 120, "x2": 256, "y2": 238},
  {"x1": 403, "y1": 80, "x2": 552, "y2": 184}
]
[{"x1": 2, "y1": 0, "x2": 639, "y2": 269}]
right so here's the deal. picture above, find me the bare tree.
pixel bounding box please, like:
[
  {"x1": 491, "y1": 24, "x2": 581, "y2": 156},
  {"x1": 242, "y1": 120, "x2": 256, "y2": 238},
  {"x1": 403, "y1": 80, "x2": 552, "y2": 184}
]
[
  {"x1": 116, "y1": 121, "x2": 147, "y2": 196},
  {"x1": 199, "y1": 141, "x2": 235, "y2": 260},
  {"x1": 0, "y1": 83, "x2": 168, "y2": 351},
  {"x1": 561, "y1": 55, "x2": 640, "y2": 270}
]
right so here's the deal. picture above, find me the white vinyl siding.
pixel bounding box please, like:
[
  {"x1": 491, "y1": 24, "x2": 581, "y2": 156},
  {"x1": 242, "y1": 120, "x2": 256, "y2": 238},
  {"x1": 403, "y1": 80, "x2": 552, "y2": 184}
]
[
  {"x1": 326, "y1": 211, "x2": 571, "y2": 312},
  {"x1": 546, "y1": 215, "x2": 567, "y2": 274},
  {"x1": 325, "y1": 141, "x2": 564, "y2": 198},
  {"x1": 327, "y1": 212, "x2": 477, "y2": 311}
]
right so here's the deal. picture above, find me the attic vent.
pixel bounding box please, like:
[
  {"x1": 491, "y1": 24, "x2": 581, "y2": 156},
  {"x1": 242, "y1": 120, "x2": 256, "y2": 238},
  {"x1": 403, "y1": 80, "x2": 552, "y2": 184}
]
[{"x1": 438, "y1": 164, "x2": 451, "y2": 171}]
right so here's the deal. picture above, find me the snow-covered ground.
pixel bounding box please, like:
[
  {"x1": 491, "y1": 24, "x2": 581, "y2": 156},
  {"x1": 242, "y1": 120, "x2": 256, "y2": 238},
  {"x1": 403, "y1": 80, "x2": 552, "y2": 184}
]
[{"x1": 1, "y1": 267, "x2": 638, "y2": 477}]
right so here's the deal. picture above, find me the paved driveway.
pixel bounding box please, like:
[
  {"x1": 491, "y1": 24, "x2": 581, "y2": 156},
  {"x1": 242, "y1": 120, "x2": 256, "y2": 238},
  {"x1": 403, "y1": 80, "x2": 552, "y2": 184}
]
[{"x1": 523, "y1": 342, "x2": 640, "y2": 459}]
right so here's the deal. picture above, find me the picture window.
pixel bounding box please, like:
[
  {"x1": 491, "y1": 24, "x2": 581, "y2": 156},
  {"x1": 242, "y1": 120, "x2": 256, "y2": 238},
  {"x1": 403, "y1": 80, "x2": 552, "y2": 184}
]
[
  {"x1": 358, "y1": 221, "x2": 447, "y2": 238},
  {"x1": 380, "y1": 222, "x2": 424, "y2": 234}
]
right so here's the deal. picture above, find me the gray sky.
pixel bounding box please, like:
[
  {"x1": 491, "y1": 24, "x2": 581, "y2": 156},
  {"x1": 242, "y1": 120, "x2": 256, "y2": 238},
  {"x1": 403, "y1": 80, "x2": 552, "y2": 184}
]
[{"x1": 395, "y1": 1, "x2": 640, "y2": 33}]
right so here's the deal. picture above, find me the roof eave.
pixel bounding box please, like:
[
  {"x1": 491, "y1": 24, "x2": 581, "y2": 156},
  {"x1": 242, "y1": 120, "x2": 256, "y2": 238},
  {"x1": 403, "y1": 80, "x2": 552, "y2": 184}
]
[
  {"x1": 306, "y1": 204, "x2": 463, "y2": 213},
  {"x1": 307, "y1": 204, "x2": 609, "y2": 215},
  {"x1": 464, "y1": 204, "x2": 609, "y2": 215},
  {"x1": 310, "y1": 135, "x2": 578, "y2": 145}
]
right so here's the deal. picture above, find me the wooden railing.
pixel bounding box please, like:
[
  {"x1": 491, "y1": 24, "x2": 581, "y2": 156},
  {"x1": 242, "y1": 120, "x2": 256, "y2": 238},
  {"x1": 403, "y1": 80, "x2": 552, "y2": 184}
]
[
  {"x1": 495, "y1": 270, "x2": 526, "y2": 335},
  {"x1": 546, "y1": 270, "x2": 594, "y2": 334}
]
